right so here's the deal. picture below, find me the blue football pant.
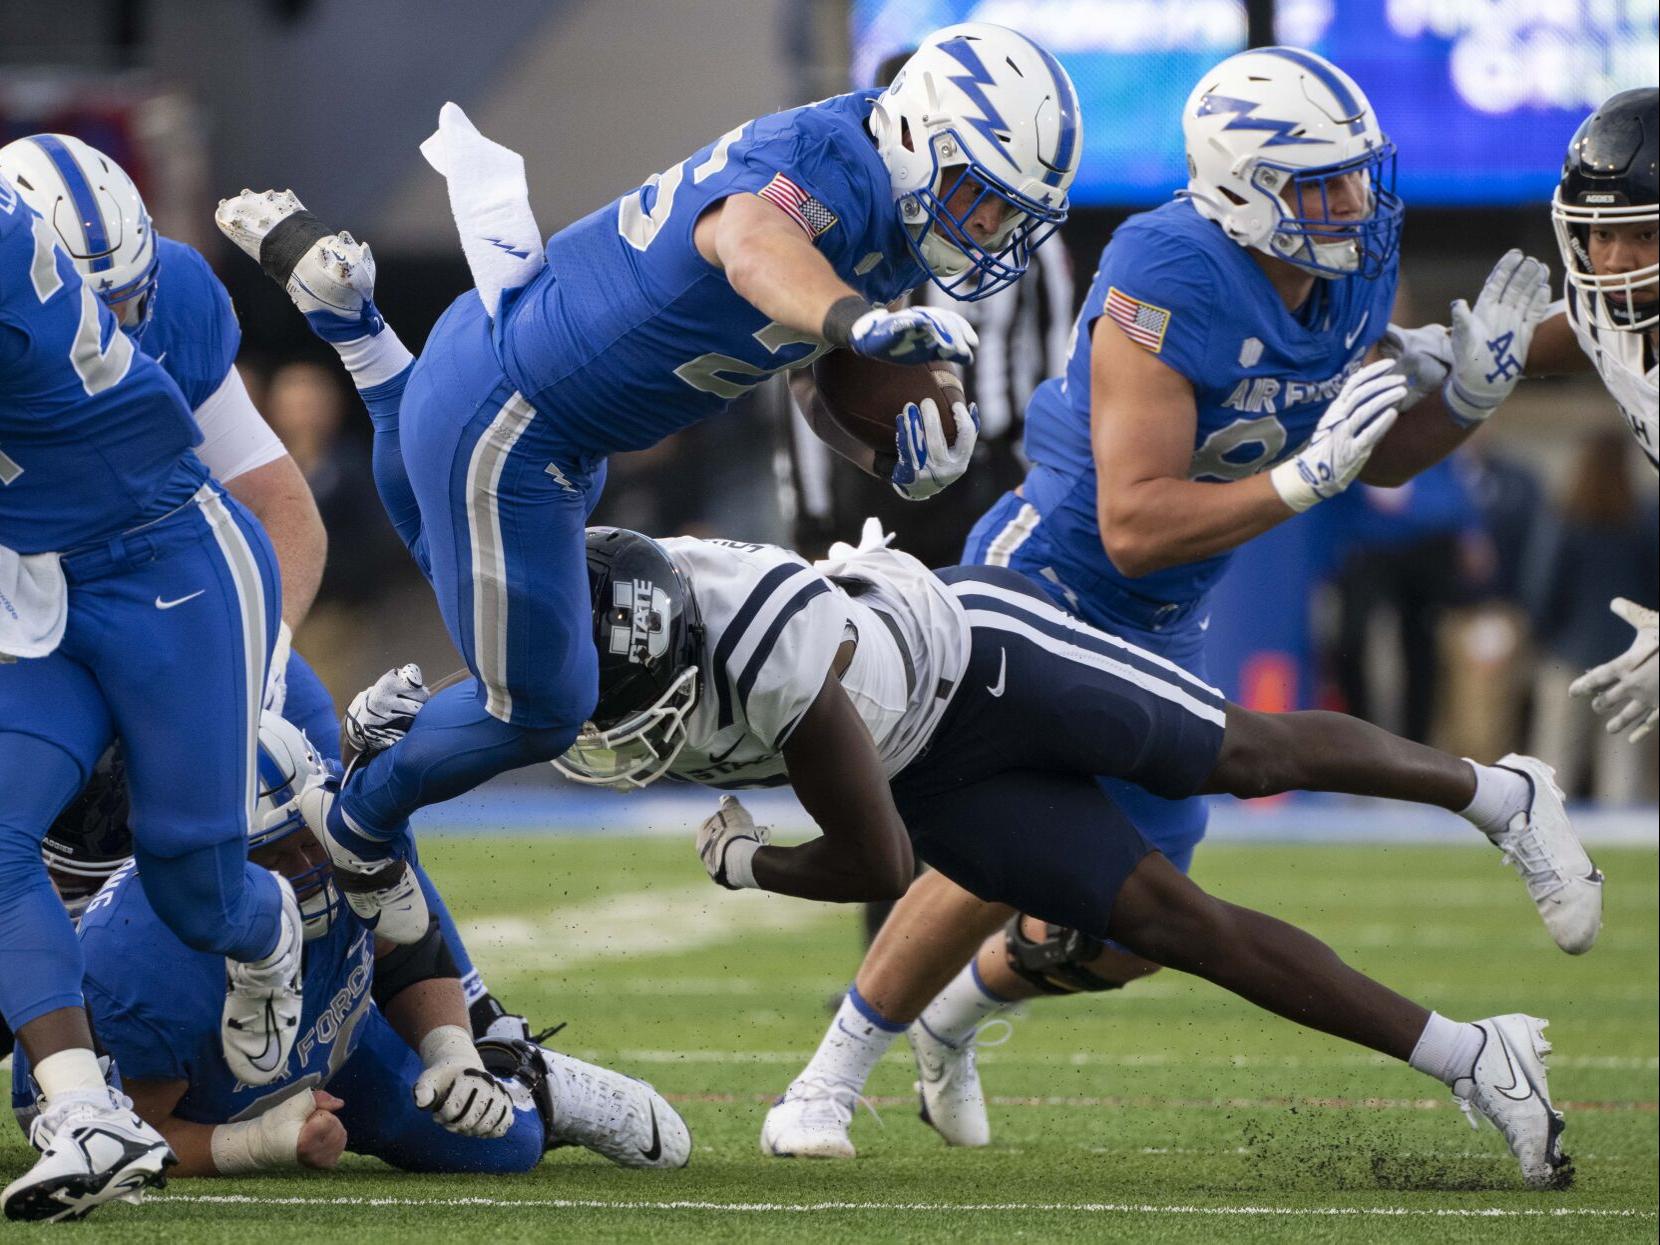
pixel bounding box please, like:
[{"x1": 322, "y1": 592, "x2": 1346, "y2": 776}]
[
  {"x1": 332, "y1": 1006, "x2": 542, "y2": 1173},
  {"x1": 962, "y1": 494, "x2": 1213, "y2": 871},
  {"x1": 334, "y1": 297, "x2": 604, "y2": 851},
  {"x1": 279, "y1": 651, "x2": 488, "y2": 1004},
  {"x1": 0, "y1": 485, "x2": 285, "y2": 1032}
]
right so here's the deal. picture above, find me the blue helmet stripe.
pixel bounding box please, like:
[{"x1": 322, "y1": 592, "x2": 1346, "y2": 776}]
[
  {"x1": 256, "y1": 747, "x2": 296, "y2": 810},
  {"x1": 30, "y1": 135, "x2": 114, "y2": 272},
  {"x1": 1012, "y1": 32, "x2": 1079, "y2": 187},
  {"x1": 1258, "y1": 47, "x2": 1367, "y2": 135}
]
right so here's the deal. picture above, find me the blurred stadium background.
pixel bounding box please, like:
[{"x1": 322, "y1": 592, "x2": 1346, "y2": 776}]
[{"x1": 1, "y1": 2, "x2": 1656, "y2": 1234}]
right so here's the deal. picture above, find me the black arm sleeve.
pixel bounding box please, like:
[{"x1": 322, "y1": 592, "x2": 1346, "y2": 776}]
[{"x1": 370, "y1": 915, "x2": 459, "y2": 1009}]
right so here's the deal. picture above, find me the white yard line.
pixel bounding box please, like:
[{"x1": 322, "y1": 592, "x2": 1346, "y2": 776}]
[{"x1": 160, "y1": 1194, "x2": 1655, "y2": 1218}]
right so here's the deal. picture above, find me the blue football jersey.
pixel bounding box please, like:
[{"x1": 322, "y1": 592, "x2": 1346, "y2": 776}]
[
  {"x1": 1019, "y1": 197, "x2": 1398, "y2": 617},
  {"x1": 72, "y1": 860, "x2": 376, "y2": 1124},
  {"x1": 0, "y1": 177, "x2": 206, "y2": 554},
  {"x1": 496, "y1": 90, "x2": 926, "y2": 455},
  {"x1": 141, "y1": 237, "x2": 242, "y2": 412}
]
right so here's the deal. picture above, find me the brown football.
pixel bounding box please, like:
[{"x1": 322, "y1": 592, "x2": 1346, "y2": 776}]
[{"x1": 810, "y1": 350, "x2": 967, "y2": 455}]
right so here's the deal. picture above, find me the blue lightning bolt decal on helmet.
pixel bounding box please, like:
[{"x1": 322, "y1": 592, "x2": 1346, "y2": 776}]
[
  {"x1": 869, "y1": 22, "x2": 1083, "y2": 301},
  {"x1": 1181, "y1": 47, "x2": 1402, "y2": 281}
]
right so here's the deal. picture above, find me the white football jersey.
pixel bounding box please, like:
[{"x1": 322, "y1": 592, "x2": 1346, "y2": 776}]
[
  {"x1": 1565, "y1": 287, "x2": 1659, "y2": 472},
  {"x1": 661, "y1": 537, "x2": 970, "y2": 789}
]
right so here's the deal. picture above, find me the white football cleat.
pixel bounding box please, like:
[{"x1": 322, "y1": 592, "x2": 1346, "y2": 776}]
[
  {"x1": 1490, "y1": 755, "x2": 1602, "y2": 954},
  {"x1": 222, "y1": 872, "x2": 304, "y2": 1085},
  {"x1": 215, "y1": 188, "x2": 383, "y2": 342},
  {"x1": 1, "y1": 1088, "x2": 174, "y2": 1222},
  {"x1": 1454, "y1": 1014, "x2": 1572, "y2": 1190},
  {"x1": 760, "y1": 1078, "x2": 867, "y2": 1159},
  {"x1": 296, "y1": 772, "x2": 431, "y2": 945},
  {"x1": 908, "y1": 1017, "x2": 1005, "y2": 1147},
  {"x1": 536, "y1": 1048, "x2": 690, "y2": 1168}
]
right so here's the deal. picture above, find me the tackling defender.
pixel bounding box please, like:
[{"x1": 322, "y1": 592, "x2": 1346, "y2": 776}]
[
  {"x1": 212, "y1": 23, "x2": 1079, "y2": 938},
  {"x1": 12, "y1": 712, "x2": 691, "y2": 1182},
  {"x1": 371, "y1": 525, "x2": 1577, "y2": 1188},
  {"x1": 1521, "y1": 87, "x2": 1658, "y2": 744}
]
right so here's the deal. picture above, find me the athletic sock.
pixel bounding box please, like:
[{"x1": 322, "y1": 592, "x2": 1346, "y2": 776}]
[
  {"x1": 915, "y1": 960, "x2": 1014, "y2": 1049},
  {"x1": 1459, "y1": 760, "x2": 1532, "y2": 839},
  {"x1": 795, "y1": 986, "x2": 905, "y2": 1091},
  {"x1": 334, "y1": 329, "x2": 414, "y2": 391},
  {"x1": 33, "y1": 1048, "x2": 108, "y2": 1103},
  {"x1": 1408, "y1": 1011, "x2": 1485, "y2": 1087}
]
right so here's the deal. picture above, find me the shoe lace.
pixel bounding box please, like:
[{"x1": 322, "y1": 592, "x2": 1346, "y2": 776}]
[
  {"x1": 792, "y1": 1077, "x2": 882, "y2": 1131},
  {"x1": 1498, "y1": 811, "x2": 1567, "y2": 901}
]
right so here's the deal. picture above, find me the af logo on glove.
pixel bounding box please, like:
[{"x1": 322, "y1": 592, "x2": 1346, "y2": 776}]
[{"x1": 609, "y1": 579, "x2": 670, "y2": 664}]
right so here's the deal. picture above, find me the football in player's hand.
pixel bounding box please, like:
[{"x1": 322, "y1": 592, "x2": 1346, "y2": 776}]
[{"x1": 810, "y1": 350, "x2": 967, "y2": 455}]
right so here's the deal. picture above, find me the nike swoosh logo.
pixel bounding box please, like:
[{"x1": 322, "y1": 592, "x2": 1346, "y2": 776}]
[
  {"x1": 708, "y1": 736, "x2": 743, "y2": 765},
  {"x1": 155, "y1": 590, "x2": 205, "y2": 610},
  {"x1": 1488, "y1": 1027, "x2": 1533, "y2": 1101},
  {"x1": 987, "y1": 648, "x2": 1006, "y2": 698},
  {"x1": 1197, "y1": 616, "x2": 1211, "y2": 632},
  {"x1": 1344, "y1": 310, "x2": 1370, "y2": 351},
  {"x1": 638, "y1": 1102, "x2": 663, "y2": 1162}
]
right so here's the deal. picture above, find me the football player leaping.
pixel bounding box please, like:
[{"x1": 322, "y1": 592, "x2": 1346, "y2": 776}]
[
  {"x1": 1520, "y1": 88, "x2": 1658, "y2": 745},
  {"x1": 370, "y1": 525, "x2": 1575, "y2": 1188},
  {"x1": 211, "y1": 23, "x2": 1079, "y2": 939},
  {"x1": 10, "y1": 712, "x2": 690, "y2": 1181}
]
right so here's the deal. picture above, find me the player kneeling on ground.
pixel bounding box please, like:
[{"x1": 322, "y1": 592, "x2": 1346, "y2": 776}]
[
  {"x1": 11, "y1": 713, "x2": 689, "y2": 1178},
  {"x1": 465, "y1": 525, "x2": 1571, "y2": 1187}
]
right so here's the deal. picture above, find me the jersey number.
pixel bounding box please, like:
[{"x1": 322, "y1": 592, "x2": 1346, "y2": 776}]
[
  {"x1": 1189, "y1": 415, "x2": 1289, "y2": 482},
  {"x1": 618, "y1": 123, "x2": 748, "y2": 253},
  {"x1": 26, "y1": 211, "x2": 135, "y2": 398},
  {"x1": 675, "y1": 320, "x2": 832, "y2": 399}
]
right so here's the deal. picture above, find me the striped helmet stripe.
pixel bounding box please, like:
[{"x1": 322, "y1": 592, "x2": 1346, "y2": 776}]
[{"x1": 30, "y1": 135, "x2": 115, "y2": 271}]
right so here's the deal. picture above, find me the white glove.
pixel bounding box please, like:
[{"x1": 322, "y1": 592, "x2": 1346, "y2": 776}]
[
  {"x1": 262, "y1": 621, "x2": 293, "y2": 718},
  {"x1": 412, "y1": 1025, "x2": 515, "y2": 1138},
  {"x1": 1443, "y1": 249, "x2": 1553, "y2": 426},
  {"x1": 1269, "y1": 359, "x2": 1408, "y2": 513},
  {"x1": 344, "y1": 663, "x2": 428, "y2": 754},
  {"x1": 697, "y1": 794, "x2": 771, "y2": 890},
  {"x1": 1569, "y1": 598, "x2": 1659, "y2": 743},
  {"x1": 892, "y1": 398, "x2": 980, "y2": 501},
  {"x1": 1378, "y1": 322, "x2": 1453, "y2": 409},
  {"x1": 850, "y1": 306, "x2": 978, "y2": 366}
]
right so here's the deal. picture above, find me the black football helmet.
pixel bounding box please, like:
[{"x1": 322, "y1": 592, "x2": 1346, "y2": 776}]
[
  {"x1": 553, "y1": 527, "x2": 704, "y2": 789},
  {"x1": 42, "y1": 745, "x2": 133, "y2": 919},
  {"x1": 1552, "y1": 87, "x2": 1658, "y2": 333}
]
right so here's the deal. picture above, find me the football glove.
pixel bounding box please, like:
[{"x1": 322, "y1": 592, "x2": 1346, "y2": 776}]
[
  {"x1": 1569, "y1": 598, "x2": 1659, "y2": 743},
  {"x1": 1378, "y1": 322, "x2": 1454, "y2": 409},
  {"x1": 413, "y1": 1025, "x2": 516, "y2": 1138},
  {"x1": 1269, "y1": 359, "x2": 1408, "y2": 513},
  {"x1": 892, "y1": 398, "x2": 980, "y2": 501},
  {"x1": 849, "y1": 306, "x2": 978, "y2": 366},
  {"x1": 344, "y1": 663, "x2": 428, "y2": 755},
  {"x1": 1443, "y1": 249, "x2": 1553, "y2": 426},
  {"x1": 697, "y1": 794, "x2": 771, "y2": 890}
]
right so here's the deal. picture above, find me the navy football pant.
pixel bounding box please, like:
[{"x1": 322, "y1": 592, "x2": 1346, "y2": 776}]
[
  {"x1": 331, "y1": 1007, "x2": 542, "y2": 1174},
  {"x1": 963, "y1": 494, "x2": 1213, "y2": 870},
  {"x1": 336, "y1": 297, "x2": 603, "y2": 851},
  {"x1": 0, "y1": 486, "x2": 284, "y2": 1031},
  {"x1": 891, "y1": 567, "x2": 1227, "y2": 942}
]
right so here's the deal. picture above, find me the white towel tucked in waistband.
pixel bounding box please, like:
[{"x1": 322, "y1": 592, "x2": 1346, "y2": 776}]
[
  {"x1": 0, "y1": 545, "x2": 66, "y2": 660},
  {"x1": 419, "y1": 101, "x2": 546, "y2": 321}
]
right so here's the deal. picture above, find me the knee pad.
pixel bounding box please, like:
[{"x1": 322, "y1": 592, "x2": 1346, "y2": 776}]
[{"x1": 1003, "y1": 916, "x2": 1124, "y2": 995}]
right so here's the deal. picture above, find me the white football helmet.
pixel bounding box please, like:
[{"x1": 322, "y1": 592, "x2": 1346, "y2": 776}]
[
  {"x1": 251, "y1": 712, "x2": 343, "y2": 941},
  {"x1": 1181, "y1": 47, "x2": 1401, "y2": 280},
  {"x1": 0, "y1": 133, "x2": 159, "y2": 330},
  {"x1": 870, "y1": 22, "x2": 1081, "y2": 301}
]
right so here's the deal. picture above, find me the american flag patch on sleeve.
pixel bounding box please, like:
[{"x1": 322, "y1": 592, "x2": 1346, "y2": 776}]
[
  {"x1": 1105, "y1": 286, "x2": 1173, "y2": 353},
  {"x1": 757, "y1": 172, "x2": 838, "y2": 241}
]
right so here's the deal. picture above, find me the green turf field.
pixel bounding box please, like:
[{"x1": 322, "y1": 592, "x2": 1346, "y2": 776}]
[{"x1": 4, "y1": 836, "x2": 1655, "y2": 1242}]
